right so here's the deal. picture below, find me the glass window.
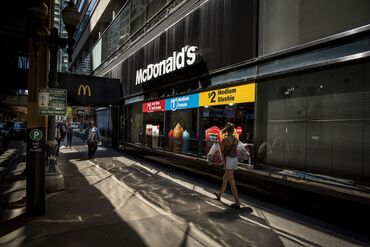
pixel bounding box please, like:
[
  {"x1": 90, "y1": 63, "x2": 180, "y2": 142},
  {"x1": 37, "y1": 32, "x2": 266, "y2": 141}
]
[
  {"x1": 146, "y1": 0, "x2": 166, "y2": 21},
  {"x1": 96, "y1": 109, "x2": 112, "y2": 144},
  {"x1": 256, "y1": 61, "x2": 370, "y2": 180},
  {"x1": 259, "y1": 0, "x2": 370, "y2": 55},
  {"x1": 166, "y1": 108, "x2": 198, "y2": 155},
  {"x1": 143, "y1": 112, "x2": 164, "y2": 148},
  {"x1": 203, "y1": 103, "x2": 254, "y2": 157},
  {"x1": 130, "y1": 0, "x2": 145, "y2": 35},
  {"x1": 126, "y1": 103, "x2": 143, "y2": 145}
]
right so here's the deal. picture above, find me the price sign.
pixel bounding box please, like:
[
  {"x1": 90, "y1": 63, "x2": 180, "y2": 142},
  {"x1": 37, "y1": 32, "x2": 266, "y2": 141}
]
[{"x1": 199, "y1": 83, "x2": 255, "y2": 107}]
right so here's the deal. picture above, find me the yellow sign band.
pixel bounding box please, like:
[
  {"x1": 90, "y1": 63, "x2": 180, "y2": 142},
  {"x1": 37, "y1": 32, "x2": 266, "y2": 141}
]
[{"x1": 199, "y1": 83, "x2": 255, "y2": 107}]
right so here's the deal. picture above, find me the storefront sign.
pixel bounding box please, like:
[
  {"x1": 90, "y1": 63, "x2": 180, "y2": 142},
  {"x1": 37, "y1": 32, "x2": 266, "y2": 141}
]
[
  {"x1": 165, "y1": 94, "x2": 199, "y2": 111},
  {"x1": 142, "y1": 100, "x2": 165, "y2": 112},
  {"x1": 58, "y1": 73, "x2": 121, "y2": 106},
  {"x1": 135, "y1": 45, "x2": 198, "y2": 85},
  {"x1": 199, "y1": 83, "x2": 255, "y2": 107}
]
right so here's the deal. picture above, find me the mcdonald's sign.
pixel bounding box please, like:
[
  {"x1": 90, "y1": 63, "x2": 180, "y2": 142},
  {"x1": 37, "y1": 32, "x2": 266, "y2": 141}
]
[
  {"x1": 58, "y1": 73, "x2": 121, "y2": 106},
  {"x1": 77, "y1": 84, "x2": 91, "y2": 96}
]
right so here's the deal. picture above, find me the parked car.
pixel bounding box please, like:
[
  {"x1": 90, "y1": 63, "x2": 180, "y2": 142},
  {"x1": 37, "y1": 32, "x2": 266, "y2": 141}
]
[
  {"x1": 0, "y1": 123, "x2": 8, "y2": 135},
  {"x1": 0, "y1": 123, "x2": 10, "y2": 153},
  {"x1": 9, "y1": 121, "x2": 26, "y2": 139},
  {"x1": 70, "y1": 122, "x2": 80, "y2": 129}
]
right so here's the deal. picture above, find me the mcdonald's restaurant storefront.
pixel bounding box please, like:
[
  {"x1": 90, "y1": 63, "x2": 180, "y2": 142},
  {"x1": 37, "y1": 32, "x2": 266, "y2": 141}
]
[
  {"x1": 118, "y1": 0, "x2": 257, "y2": 162},
  {"x1": 123, "y1": 81, "x2": 256, "y2": 160}
]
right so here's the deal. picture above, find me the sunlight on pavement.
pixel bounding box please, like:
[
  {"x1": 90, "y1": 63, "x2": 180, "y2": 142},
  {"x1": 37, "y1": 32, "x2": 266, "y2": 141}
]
[
  {"x1": 69, "y1": 159, "x2": 222, "y2": 247},
  {"x1": 59, "y1": 147, "x2": 78, "y2": 154},
  {"x1": 0, "y1": 149, "x2": 18, "y2": 164}
]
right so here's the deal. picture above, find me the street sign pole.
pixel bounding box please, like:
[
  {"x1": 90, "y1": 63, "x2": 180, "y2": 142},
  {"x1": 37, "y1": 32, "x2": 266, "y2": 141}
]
[{"x1": 26, "y1": 128, "x2": 46, "y2": 215}]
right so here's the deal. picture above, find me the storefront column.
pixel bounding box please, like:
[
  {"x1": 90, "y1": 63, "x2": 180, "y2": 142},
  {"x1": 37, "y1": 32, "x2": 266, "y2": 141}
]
[
  {"x1": 197, "y1": 107, "x2": 204, "y2": 157},
  {"x1": 164, "y1": 111, "x2": 170, "y2": 150}
]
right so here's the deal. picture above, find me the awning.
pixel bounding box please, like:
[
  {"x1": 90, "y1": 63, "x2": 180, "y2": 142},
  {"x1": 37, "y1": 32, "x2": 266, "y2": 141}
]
[{"x1": 58, "y1": 73, "x2": 121, "y2": 106}]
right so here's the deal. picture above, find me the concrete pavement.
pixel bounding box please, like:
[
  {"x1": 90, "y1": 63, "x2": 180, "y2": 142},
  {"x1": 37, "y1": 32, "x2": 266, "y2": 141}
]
[{"x1": 0, "y1": 139, "x2": 368, "y2": 246}]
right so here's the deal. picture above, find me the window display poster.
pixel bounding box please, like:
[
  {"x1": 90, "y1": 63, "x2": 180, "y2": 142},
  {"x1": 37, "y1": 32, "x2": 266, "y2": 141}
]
[
  {"x1": 165, "y1": 94, "x2": 199, "y2": 111},
  {"x1": 142, "y1": 100, "x2": 165, "y2": 112},
  {"x1": 199, "y1": 83, "x2": 255, "y2": 107}
]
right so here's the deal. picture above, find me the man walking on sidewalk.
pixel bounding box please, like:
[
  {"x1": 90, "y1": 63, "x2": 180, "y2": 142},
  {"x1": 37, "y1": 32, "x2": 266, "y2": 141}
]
[
  {"x1": 84, "y1": 121, "x2": 100, "y2": 159},
  {"x1": 66, "y1": 122, "x2": 73, "y2": 148}
]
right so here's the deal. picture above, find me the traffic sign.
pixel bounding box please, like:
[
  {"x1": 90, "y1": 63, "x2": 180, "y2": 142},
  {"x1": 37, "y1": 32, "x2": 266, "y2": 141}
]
[{"x1": 38, "y1": 88, "x2": 67, "y2": 116}]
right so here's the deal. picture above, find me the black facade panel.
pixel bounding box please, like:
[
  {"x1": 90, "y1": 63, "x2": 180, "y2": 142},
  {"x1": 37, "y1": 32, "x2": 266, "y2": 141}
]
[{"x1": 121, "y1": 0, "x2": 257, "y2": 98}]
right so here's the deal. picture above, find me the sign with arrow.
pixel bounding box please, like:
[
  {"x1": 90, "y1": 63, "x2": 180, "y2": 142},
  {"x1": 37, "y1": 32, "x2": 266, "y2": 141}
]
[{"x1": 38, "y1": 88, "x2": 67, "y2": 116}]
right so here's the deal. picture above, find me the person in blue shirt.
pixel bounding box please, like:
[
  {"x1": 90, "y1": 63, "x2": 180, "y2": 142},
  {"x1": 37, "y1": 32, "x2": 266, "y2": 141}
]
[{"x1": 84, "y1": 121, "x2": 100, "y2": 159}]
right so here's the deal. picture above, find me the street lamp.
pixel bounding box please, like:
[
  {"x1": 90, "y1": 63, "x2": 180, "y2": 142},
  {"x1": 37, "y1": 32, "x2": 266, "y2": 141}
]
[
  {"x1": 45, "y1": 0, "x2": 80, "y2": 191},
  {"x1": 29, "y1": 0, "x2": 80, "y2": 191}
]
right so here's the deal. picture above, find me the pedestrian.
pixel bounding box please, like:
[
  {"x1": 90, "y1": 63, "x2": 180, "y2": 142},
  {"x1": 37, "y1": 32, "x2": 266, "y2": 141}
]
[
  {"x1": 55, "y1": 122, "x2": 66, "y2": 156},
  {"x1": 66, "y1": 122, "x2": 73, "y2": 148},
  {"x1": 214, "y1": 122, "x2": 241, "y2": 209},
  {"x1": 84, "y1": 121, "x2": 100, "y2": 159}
]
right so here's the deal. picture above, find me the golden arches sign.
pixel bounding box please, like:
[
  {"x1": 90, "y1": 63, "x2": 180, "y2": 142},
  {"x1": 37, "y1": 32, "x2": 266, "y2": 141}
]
[{"x1": 77, "y1": 84, "x2": 91, "y2": 96}]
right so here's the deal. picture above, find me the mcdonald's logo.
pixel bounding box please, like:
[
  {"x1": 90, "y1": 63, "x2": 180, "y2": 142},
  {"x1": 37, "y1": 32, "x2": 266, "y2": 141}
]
[{"x1": 78, "y1": 84, "x2": 91, "y2": 96}]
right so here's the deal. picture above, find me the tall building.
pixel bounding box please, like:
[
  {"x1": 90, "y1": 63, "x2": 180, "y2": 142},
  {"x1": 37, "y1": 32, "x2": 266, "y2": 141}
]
[
  {"x1": 70, "y1": 0, "x2": 370, "y2": 184},
  {"x1": 54, "y1": 0, "x2": 70, "y2": 72}
]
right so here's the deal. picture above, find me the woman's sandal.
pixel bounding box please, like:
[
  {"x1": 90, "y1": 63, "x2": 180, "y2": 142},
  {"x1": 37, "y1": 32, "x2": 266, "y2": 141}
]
[
  {"x1": 230, "y1": 203, "x2": 241, "y2": 209},
  {"x1": 214, "y1": 192, "x2": 221, "y2": 201}
]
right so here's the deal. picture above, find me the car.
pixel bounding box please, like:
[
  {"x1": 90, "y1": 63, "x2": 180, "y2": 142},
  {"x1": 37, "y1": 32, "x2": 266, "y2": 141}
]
[
  {"x1": 0, "y1": 123, "x2": 8, "y2": 135},
  {"x1": 0, "y1": 124, "x2": 10, "y2": 153},
  {"x1": 9, "y1": 121, "x2": 26, "y2": 139},
  {"x1": 70, "y1": 122, "x2": 80, "y2": 129}
]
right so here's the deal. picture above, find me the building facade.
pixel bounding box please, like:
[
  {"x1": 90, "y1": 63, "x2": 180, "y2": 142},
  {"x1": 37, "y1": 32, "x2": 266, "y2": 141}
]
[
  {"x1": 70, "y1": 0, "x2": 370, "y2": 183},
  {"x1": 54, "y1": 0, "x2": 71, "y2": 72}
]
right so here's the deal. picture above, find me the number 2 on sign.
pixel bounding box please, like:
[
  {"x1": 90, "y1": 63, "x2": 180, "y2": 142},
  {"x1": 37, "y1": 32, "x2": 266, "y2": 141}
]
[{"x1": 208, "y1": 92, "x2": 216, "y2": 103}]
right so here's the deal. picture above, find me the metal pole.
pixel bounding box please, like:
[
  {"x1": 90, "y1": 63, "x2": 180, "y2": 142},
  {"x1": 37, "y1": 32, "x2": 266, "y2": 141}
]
[
  {"x1": 45, "y1": 28, "x2": 65, "y2": 191},
  {"x1": 26, "y1": 39, "x2": 48, "y2": 216},
  {"x1": 46, "y1": 28, "x2": 58, "y2": 172}
]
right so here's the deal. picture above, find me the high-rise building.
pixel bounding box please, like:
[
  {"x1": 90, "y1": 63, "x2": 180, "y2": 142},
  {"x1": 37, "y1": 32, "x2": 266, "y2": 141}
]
[{"x1": 54, "y1": 0, "x2": 70, "y2": 72}]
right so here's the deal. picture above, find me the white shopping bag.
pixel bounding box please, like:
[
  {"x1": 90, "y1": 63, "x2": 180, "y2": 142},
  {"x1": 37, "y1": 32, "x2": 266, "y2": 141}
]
[
  {"x1": 237, "y1": 141, "x2": 250, "y2": 162},
  {"x1": 207, "y1": 142, "x2": 224, "y2": 165}
]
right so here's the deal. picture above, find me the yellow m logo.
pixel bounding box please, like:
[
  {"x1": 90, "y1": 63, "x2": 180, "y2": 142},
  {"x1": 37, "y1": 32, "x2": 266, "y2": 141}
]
[{"x1": 78, "y1": 84, "x2": 91, "y2": 96}]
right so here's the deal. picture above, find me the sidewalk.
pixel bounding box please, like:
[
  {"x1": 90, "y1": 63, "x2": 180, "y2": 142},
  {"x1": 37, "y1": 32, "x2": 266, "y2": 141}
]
[{"x1": 0, "y1": 140, "x2": 368, "y2": 247}]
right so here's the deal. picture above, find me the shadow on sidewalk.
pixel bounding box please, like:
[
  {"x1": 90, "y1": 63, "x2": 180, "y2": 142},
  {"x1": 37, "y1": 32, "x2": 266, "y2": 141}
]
[
  {"x1": 94, "y1": 157, "x2": 286, "y2": 247},
  {"x1": 1, "y1": 150, "x2": 148, "y2": 247}
]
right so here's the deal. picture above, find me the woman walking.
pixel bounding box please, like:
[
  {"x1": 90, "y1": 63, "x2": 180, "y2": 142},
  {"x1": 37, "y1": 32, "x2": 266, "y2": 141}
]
[{"x1": 214, "y1": 122, "x2": 241, "y2": 209}]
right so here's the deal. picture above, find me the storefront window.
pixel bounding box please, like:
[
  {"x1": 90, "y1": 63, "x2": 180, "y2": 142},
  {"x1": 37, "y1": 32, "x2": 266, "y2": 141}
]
[
  {"x1": 126, "y1": 103, "x2": 143, "y2": 145},
  {"x1": 256, "y1": 61, "x2": 370, "y2": 180},
  {"x1": 143, "y1": 112, "x2": 164, "y2": 148},
  {"x1": 203, "y1": 103, "x2": 254, "y2": 156},
  {"x1": 96, "y1": 109, "x2": 112, "y2": 145},
  {"x1": 166, "y1": 108, "x2": 198, "y2": 155},
  {"x1": 259, "y1": 0, "x2": 370, "y2": 55}
]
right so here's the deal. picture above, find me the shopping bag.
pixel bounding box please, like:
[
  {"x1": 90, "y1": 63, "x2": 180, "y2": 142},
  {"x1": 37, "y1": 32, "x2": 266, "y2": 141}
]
[
  {"x1": 237, "y1": 141, "x2": 250, "y2": 162},
  {"x1": 207, "y1": 142, "x2": 224, "y2": 165}
]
